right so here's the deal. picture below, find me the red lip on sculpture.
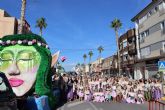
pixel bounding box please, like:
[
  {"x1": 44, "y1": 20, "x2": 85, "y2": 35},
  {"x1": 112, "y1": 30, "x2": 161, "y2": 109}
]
[{"x1": 9, "y1": 78, "x2": 24, "y2": 87}]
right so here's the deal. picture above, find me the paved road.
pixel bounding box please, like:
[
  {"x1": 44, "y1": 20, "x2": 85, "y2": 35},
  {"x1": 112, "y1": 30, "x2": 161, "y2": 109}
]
[{"x1": 57, "y1": 101, "x2": 148, "y2": 110}]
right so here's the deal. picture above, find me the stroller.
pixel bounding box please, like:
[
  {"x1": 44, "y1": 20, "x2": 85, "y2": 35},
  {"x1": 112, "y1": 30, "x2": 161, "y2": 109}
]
[{"x1": 0, "y1": 72, "x2": 17, "y2": 110}]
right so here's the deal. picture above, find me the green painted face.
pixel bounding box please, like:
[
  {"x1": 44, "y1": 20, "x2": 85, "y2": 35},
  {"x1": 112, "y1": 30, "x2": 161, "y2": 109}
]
[{"x1": 0, "y1": 45, "x2": 41, "y2": 96}]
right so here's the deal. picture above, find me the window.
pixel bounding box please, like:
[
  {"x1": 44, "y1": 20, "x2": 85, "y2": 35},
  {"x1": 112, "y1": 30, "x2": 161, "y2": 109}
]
[
  {"x1": 139, "y1": 34, "x2": 144, "y2": 43},
  {"x1": 163, "y1": 42, "x2": 165, "y2": 51},
  {"x1": 155, "y1": 6, "x2": 158, "y2": 12},
  {"x1": 160, "y1": 21, "x2": 165, "y2": 30},
  {"x1": 147, "y1": 6, "x2": 158, "y2": 17},
  {"x1": 145, "y1": 30, "x2": 149, "y2": 36},
  {"x1": 123, "y1": 40, "x2": 127, "y2": 48},
  {"x1": 141, "y1": 47, "x2": 151, "y2": 57},
  {"x1": 139, "y1": 30, "x2": 149, "y2": 43},
  {"x1": 141, "y1": 32, "x2": 144, "y2": 38},
  {"x1": 123, "y1": 54, "x2": 128, "y2": 61}
]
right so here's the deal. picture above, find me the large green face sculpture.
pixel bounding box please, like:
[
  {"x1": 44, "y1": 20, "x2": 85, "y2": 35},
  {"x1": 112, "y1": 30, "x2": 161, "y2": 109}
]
[
  {"x1": 0, "y1": 34, "x2": 59, "y2": 109},
  {"x1": 0, "y1": 45, "x2": 41, "y2": 96}
]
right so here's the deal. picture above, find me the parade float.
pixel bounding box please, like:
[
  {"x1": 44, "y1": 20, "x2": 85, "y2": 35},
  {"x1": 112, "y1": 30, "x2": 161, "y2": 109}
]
[{"x1": 0, "y1": 34, "x2": 59, "y2": 110}]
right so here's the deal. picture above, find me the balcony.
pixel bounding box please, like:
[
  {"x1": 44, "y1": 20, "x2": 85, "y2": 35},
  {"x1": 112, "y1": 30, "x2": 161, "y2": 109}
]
[
  {"x1": 127, "y1": 29, "x2": 135, "y2": 38},
  {"x1": 128, "y1": 43, "x2": 135, "y2": 50}
]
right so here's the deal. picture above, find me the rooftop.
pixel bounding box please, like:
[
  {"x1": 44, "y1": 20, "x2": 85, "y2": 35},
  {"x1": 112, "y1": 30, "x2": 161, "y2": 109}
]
[{"x1": 131, "y1": 0, "x2": 159, "y2": 21}]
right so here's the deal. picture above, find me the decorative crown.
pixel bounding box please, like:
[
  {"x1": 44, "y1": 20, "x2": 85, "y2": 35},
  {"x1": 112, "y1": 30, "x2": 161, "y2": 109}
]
[{"x1": 0, "y1": 39, "x2": 49, "y2": 49}]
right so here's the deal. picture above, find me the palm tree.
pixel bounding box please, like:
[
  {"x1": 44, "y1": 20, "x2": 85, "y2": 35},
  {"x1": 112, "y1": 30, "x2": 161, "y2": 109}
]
[
  {"x1": 35, "y1": 17, "x2": 47, "y2": 36},
  {"x1": 19, "y1": 0, "x2": 26, "y2": 34},
  {"x1": 110, "y1": 18, "x2": 122, "y2": 76},
  {"x1": 88, "y1": 51, "x2": 93, "y2": 73},
  {"x1": 97, "y1": 46, "x2": 104, "y2": 72},
  {"x1": 83, "y1": 54, "x2": 87, "y2": 74},
  {"x1": 83, "y1": 54, "x2": 87, "y2": 64},
  {"x1": 97, "y1": 46, "x2": 104, "y2": 58}
]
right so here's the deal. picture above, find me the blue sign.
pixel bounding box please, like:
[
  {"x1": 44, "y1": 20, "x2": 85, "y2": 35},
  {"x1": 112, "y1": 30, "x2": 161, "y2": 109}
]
[{"x1": 158, "y1": 61, "x2": 165, "y2": 72}]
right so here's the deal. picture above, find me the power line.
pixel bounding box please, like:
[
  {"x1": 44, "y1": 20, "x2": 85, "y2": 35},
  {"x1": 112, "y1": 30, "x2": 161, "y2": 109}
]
[{"x1": 50, "y1": 48, "x2": 116, "y2": 51}]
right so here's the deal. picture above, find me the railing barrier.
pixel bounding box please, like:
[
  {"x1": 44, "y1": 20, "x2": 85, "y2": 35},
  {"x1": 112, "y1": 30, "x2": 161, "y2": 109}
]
[{"x1": 148, "y1": 100, "x2": 165, "y2": 110}]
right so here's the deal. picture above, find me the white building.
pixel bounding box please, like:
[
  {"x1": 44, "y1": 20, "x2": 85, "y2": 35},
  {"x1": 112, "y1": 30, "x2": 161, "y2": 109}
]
[{"x1": 131, "y1": 0, "x2": 165, "y2": 79}]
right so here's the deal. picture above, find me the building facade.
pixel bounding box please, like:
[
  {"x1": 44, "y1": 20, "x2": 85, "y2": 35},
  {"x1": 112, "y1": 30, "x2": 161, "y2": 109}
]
[
  {"x1": 17, "y1": 19, "x2": 31, "y2": 34},
  {"x1": 132, "y1": 0, "x2": 165, "y2": 79},
  {"x1": 91, "y1": 58, "x2": 103, "y2": 74},
  {"x1": 0, "y1": 9, "x2": 18, "y2": 38},
  {"x1": 119, "y1": 29, "x2": 137, "y2": 78},
  {"x1": 102, "y1": 55, "x2": 118, "y2": 76},
  {"x1": 0, "y1": 9, "x2": 31, "y2": 38}
]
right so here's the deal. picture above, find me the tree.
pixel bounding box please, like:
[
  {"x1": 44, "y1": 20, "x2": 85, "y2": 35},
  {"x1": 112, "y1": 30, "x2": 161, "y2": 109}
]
[
  {"x1": 19, "y1": 0, "x2": 26, "y2": 34},
  {"x1": 83, "y1": 54, "x2": 87, "y2": 74},
  {"x1": 88, "y1": 51, "x2": 93, "y2": 73},
  {"x1": 97, "y1": 46, "x2": 104, "y2": 72},
  {"x1": 36, "y1": 17, "x2": 47, "y2": 36},
  {"x1": 97, "y1": 46, "x2": 104, "y2": 59},
  {"x1": 110, "y1": 18, "x2": 122, "y2": 76},
  {"x1": 83, "y1": 54, "x2": 87, "y2": 64}
]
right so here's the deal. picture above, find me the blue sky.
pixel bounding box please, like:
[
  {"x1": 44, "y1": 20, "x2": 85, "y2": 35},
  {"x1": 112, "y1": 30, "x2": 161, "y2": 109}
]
[{"x1": 0, "y1": 0, "x2": 151, "y2": 71}]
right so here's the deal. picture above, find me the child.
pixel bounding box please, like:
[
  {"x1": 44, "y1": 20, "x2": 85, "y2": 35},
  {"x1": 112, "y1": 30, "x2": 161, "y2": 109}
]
[
  {"x1": 127, "y1": 88, "x2": 136, "y2": 103},
  {"x1": 93, "y1": 92, "x2": 100, "y2": 102},
  {"x1": 99, "y1": 89, "x2": 105, "y2": 102},
  {"x1": 111, "y1": 84, "x2": 117, "y2": 102},
  {"x1": 84, "y1": 87, "x2": 92, "y2": 101},
  {"x1": 136, "y1": 90, "x2": 144, "y2": 104},
  {"x1": 78, "y1": 81, "x2": 84, "y2": 101}
]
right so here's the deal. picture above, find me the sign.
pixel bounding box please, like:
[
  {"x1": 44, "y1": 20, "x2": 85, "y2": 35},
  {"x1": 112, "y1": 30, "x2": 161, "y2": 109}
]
[{"x1": 158, "y1": 61, "x2": 165, "y2": 72}]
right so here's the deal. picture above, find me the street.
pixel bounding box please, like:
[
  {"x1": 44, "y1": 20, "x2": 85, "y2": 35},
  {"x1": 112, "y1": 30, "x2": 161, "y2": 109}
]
[
  {"x1": 57, "y1": 101, "x2": 148, "y2": 110},
  {"x1": 0, "y1": 0, "x2": 165, "y2": 110}
]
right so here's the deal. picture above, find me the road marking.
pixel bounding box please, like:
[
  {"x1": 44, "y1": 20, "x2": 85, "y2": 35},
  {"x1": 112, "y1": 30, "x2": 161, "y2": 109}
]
[
  {"x1": 67, "y1": 101, "x2": 85, "y2": 108},
  {"x1": 88, "y1": 102, "x2": 99, "y2": 110}
]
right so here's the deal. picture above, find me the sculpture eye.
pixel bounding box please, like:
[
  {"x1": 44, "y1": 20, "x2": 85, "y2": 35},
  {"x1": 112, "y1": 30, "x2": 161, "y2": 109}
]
[
  {"x1": 17, "y1": 51, "x2": 35, "y2": 61},
  {"x1": 0, "y1": 52, "x2": 13, "y2": 61}
]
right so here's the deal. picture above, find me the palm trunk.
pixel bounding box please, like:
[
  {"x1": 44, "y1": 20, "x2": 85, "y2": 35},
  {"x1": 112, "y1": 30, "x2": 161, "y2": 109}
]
[
  {"x1": 115, "y1": 30, "x2": 121, "y2": 76},
  {"x1": 84, "y1": 58, "x2": 86, "y2": 65},
  {"x1": 99, "y1": 52, "x2": 101, "y2": 72},
  {"x1": 84, "y1": 59, "x2": 86, "y2": 75},
  {"x1": 40, "y1": 28, "x2": 42, "y2": 36},
  {"x1": 89, "y1": 57, "x2": 91, "y2": 73},
  {"x1": 19, "y1": 0, "x2": 26, "y2": 34}
]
